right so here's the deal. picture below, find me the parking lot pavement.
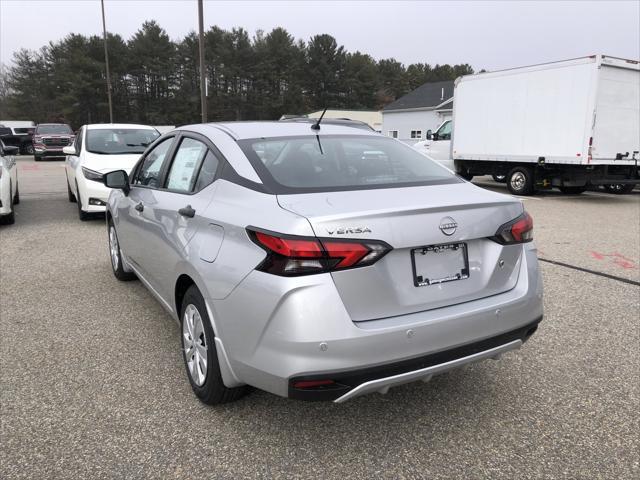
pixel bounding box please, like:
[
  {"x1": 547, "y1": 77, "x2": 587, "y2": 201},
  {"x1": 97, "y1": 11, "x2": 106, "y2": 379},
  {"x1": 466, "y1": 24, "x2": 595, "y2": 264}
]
[{"x1": 1, "y1": 158, "x2": 638, "y2": 479}]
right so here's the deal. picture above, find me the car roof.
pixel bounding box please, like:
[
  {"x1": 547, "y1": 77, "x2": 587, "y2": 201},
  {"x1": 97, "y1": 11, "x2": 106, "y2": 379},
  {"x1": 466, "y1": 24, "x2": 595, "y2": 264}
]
[
  {"x1": 177, "y1": 121, "x2": 380, "y2": 140},
  {"x1": 84, "y1": 123, "x2": 157, "y2": 130},
  {"x1": 279, "y1": 117, "x2": 375, "y2": 131}
]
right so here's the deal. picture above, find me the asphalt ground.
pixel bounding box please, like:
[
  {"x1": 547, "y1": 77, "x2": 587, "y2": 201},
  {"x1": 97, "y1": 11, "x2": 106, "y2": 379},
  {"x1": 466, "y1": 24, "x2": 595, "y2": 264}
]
[{"x1": 1, "y1": 157, "x2": 639, "y2": 479}]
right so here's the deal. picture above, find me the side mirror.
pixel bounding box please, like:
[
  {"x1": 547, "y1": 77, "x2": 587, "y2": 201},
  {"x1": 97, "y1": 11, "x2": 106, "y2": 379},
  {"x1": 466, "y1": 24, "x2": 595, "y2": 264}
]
[
  {"x1": 1, "y1": 145, "x2": 19, "y2": 156},
  {"x1": 103, "y1": 170, "x2": 130, "y2": 195},
  {"x1": 62, "y1": 145, "x2": 78, "y2": 156},
  {"x1": 426, "y1": 130, "x2": 433, "y2": 140}
]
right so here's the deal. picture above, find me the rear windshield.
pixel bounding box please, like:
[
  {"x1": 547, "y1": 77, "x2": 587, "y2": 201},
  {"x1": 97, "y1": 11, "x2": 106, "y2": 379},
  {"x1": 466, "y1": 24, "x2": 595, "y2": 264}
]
[
  {"x1": 86, "y1": 128, "x2": 160, "y2": 155},
  {"x1": 238, "y1": 135, "x2": 459, "y2": 193},
  {"x1": 36, "y1": 124, "x2": 73, "y2": 134}
]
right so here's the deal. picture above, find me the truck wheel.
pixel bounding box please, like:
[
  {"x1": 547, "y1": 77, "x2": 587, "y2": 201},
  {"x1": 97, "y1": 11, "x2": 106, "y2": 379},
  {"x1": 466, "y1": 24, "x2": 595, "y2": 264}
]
[
  {"x1": 458, "y1": 173, "x2": 473, "y2": 181},
  {"x1": 24, "y1": 144, "x2": 34, "y2": 155},
  {"x1": 606, "y1": 184, "x2": 635, "y2": 194},
  {"x1": 492, "y1": 174, "x2": 507, "y2": 183},
  {"x1": 559, "y1": 186, "x2": 586, "y2": 195},
  {"x1": 506, "y1": 167, "x2": 535, "y2": 195}
]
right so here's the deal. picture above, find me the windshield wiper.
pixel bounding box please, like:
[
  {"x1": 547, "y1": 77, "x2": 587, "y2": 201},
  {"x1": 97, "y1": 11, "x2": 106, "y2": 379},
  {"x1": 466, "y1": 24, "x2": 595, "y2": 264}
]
[{"x1": 126, "y1": 143, "x2": 149, "y2": 147}]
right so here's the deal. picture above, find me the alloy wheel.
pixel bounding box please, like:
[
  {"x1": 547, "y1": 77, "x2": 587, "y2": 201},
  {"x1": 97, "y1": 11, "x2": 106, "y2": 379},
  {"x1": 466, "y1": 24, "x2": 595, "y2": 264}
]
[
  {"x1": 183, "y1": 304, "x2": 208, "y2": 386},
  {"x1": 510, "y1": 172, "x2": 526, "y2": 191},
  {"x1": 109, "y1": 226, "x2": 120, "y2": 271}
]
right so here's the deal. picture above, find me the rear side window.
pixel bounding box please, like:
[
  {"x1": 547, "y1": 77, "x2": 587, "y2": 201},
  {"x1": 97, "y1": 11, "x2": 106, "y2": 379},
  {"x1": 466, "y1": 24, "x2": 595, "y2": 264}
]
[
  {"x1": 165, "y1": 138, "x2": 208, "y2": 192},
  {"x1": 194, "y1": 150, "x2": 220, "y2": 191},
  {"x1": 238, "y1": 135, "x2": 459, "y2": 193}
]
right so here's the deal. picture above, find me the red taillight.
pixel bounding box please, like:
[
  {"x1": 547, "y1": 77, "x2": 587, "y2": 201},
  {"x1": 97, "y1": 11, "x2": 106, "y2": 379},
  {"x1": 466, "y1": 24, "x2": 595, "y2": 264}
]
[
  {"x1": 490, "y1": 211, "x2": 533, "y2": 245},
  {"x1": 321, "y1": 241, "x2": 369, "y2": 268},
  {"x1": 248, "y1": 228, "x2": 392, "y2": 276},
  {"x1": 254, "y1": 232, "x2": 322, "y2": 258}
]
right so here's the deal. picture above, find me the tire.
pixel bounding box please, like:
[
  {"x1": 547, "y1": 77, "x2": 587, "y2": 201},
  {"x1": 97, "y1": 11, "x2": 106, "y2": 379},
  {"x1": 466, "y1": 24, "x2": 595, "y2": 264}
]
[
  {"x1": 67, "y1": 178, "x2": 76, "y2": 203},
  {"x1": 559, "y1": 186, "x2": 586, "y2": 195},
  {"x1": 492, "y1": 174, "x2": 507, "y2": 183},
  {"x1": 506, "y1": 166, "x2": 535, "y2": 195},
  {"x1": 1, "y1": 184, "x2": 15, "y2": 225},
  {"x1": 76, "y1": 182, "x2": 90, "y2": 221},
  {"x1": 458, "y1": 173, "x2": 473, "y2": 181},
  {"x1": 108, "y1": 219, "x2": 136, "y2": 281},
  {"x1": 606, "y1": 184, "x2": 635, "y2": 195},
  {"x1": 180, "y1": 285, "x2": 248, "y2": 405},
  {"x1": 13, "y1": 179, "x2": 19, "y2": 204},
  {"x1": 34, "y1": 154, "x2": 42, "y2": 162},
  {"x1": 24, "y1": 144, "x2": 34, "y2": 155}
]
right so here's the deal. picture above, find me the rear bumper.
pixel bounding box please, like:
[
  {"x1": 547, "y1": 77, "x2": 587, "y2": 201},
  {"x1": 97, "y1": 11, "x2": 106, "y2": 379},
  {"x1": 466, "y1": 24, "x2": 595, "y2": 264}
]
[
  {"x1": 289, "y1": 317, "x2": 540, "y2": 402},
  {"x1": 211, "y1": 244, "x2": 544, "y2": 400}
]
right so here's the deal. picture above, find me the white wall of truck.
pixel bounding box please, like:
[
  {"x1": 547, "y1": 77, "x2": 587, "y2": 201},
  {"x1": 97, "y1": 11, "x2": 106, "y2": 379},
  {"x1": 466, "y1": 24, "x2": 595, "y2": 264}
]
[{"x1": 449, "y1": 55, "x2": 639, "y2": 194}]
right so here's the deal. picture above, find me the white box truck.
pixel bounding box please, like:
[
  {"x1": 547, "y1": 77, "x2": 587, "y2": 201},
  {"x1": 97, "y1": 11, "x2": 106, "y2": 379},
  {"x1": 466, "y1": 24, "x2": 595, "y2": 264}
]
[{"x1": 450, "y1": 55, "x2": 639, "y2": 195}]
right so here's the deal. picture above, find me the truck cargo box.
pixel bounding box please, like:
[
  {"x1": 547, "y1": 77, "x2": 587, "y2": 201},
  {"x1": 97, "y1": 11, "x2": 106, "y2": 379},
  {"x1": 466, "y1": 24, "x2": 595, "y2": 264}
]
[{"x1": 452, "y1": 55, "x2": 639, "y2": 166}]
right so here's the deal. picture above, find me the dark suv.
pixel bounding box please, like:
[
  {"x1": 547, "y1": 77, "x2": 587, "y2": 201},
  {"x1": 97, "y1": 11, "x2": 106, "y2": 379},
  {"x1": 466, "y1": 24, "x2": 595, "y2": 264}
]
[
  {"x1": 0, "y1": 126, "x2": 35, "y2": 155},
  {"x1": 33, "y1": 123, "x2": 74, "y2": 161}
]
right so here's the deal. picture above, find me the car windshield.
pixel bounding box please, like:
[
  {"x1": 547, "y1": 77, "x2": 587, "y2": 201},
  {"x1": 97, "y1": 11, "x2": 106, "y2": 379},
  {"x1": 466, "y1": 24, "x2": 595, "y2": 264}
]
[
  {"x1": 86, "y1": 128, "x2": 160, "y2": 155},
  {"x1": 238, "y1": 135, "x2": 459, "y2": 193},
  {"x1": 36, "y1": 124, "x2": 72, "y2": 134}
]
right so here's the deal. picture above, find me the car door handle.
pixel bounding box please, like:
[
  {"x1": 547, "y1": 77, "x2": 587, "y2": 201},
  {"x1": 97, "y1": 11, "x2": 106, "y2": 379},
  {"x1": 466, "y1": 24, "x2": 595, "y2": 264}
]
[
  {"x1": 178, "y1": 205, "x2": 196, "y2": 218},
  {"x1": 135, "y1": 202, "x2": 144, "y2": 212}
]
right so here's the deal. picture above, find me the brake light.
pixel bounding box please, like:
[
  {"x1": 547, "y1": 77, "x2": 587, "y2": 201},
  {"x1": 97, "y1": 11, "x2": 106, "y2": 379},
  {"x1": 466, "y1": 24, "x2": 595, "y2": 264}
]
[
  {"x1": 248, "y1": 228, "x2": 392, "y2": 276},
  {"x1": 490, "y1": 211, "x2": 533, "y2": 245}
]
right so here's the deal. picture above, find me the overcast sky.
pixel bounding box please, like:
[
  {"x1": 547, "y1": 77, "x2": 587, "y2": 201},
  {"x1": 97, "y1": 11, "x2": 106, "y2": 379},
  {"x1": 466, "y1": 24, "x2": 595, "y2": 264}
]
[{"x1": 1, "y1": 0, "x2": 638, "y2": 71}]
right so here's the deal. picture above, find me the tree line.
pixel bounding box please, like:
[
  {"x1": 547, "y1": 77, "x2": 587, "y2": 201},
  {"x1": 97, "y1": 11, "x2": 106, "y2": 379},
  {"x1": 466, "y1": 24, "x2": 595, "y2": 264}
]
[{"x1": 0, "y1": 21, "x2": 474, "y2": 129}]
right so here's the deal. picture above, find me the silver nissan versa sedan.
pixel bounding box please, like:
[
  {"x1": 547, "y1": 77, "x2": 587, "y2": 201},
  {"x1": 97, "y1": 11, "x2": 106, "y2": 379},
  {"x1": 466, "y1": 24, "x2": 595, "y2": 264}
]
[{"x1": 103, "y1": 120, "x2": 543, "y2": 404}]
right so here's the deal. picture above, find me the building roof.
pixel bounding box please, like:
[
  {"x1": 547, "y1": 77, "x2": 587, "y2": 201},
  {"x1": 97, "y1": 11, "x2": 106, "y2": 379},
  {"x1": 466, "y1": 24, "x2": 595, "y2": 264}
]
[{"x1": 383, "y1": 80, "x2": 455, "y2": 112}]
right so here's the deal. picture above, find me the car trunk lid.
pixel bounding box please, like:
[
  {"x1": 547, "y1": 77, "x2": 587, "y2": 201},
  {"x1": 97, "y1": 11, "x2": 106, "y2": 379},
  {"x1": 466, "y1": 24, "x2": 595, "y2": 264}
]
[{"x1": 278, "y1": 183, "x2": 525, "y2": 321}]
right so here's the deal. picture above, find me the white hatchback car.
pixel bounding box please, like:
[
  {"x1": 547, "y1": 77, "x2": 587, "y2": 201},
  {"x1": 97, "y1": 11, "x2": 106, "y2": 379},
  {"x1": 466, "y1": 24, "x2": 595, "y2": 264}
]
[
  {"x1": 0, "y1": 140, "x2": 20, "y2": 225},
  {"x1": 64, "y1": 124, "x2": 159, "y2": 220}
]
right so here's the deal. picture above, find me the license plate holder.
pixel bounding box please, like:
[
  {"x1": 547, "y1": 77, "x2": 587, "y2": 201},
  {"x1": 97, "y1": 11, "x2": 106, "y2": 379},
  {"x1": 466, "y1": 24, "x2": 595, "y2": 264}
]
[{"x1": 411, "y1": 242, "x2": 469, "y2": 287}]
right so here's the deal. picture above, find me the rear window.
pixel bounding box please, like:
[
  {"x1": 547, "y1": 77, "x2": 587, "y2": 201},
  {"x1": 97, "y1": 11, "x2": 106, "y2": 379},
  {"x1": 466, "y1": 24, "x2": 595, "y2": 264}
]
[
  {"x1": 36, "y1": 124, "x2": 73, "y2": 135},
  {"x1": 238, "y1": 135, "x2": 459, "y2": 193},
  {"x1": 86, "y1": 128, "x2": 160, "y2": 155}
]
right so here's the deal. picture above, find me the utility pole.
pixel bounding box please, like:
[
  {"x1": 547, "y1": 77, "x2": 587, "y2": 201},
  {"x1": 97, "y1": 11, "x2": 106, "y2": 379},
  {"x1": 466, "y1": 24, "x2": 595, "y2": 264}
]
[
  {"x1": 198, "y1": 0, "x2": 207, "y2": 123},
  {"x1": 101, "y1": 0, "x2": 114, "y2": 123}
]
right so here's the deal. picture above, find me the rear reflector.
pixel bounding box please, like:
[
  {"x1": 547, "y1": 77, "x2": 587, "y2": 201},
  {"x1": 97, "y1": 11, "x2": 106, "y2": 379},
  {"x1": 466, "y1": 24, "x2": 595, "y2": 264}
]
[
  {"x1": 248, "y1": 228, "x2": 392, "y2": 276},
  {"x1": 490, "y1": 211, "x2": 533, "y2": 245},
  {"x1": 292, "y1": 379, "x2": 335, "y2": 389}
]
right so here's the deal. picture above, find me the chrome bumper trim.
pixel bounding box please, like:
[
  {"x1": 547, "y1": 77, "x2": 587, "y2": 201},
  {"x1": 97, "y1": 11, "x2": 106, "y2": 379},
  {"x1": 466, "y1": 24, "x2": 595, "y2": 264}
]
[{"x1": 333, "y1": 339, "x2": 523, "y2": 403}]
